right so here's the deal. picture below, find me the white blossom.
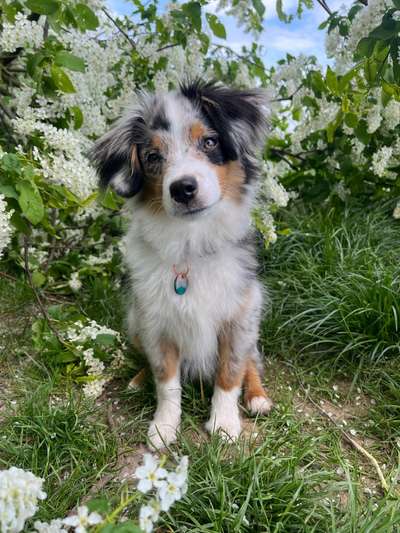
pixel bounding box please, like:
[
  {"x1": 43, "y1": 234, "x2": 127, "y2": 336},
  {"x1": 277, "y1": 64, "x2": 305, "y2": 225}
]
[
  {"x1": 0, "y1": 467, "x2": 47, "y2": 533},
  {"x1": 371, "y1": 146, "x2": 393, "y2": 177},
  {"x1": 156, "y1": 471, "x2": 187, "y2": 512},
  {"x1": 139, "y1": 501, "x2": 160, "y2": 533},
  {"x1": 69, "y1": 272, "x2": 82, "y2": 292},
  {"x1": 0, "y1": 195, "x2": 13, "y2": 260},
  {"x1": 34, "y1": 519, "x2": 68, "y2": 533},
  {"x1": 383, "y1": 99, "x2": 400, "y2": 130},
  {"x1": 63, "y1": 505, "x2": 102, "y2": 533},
  {"x1": 135, "y1": 454, "x2": 167, "y2": 493},
  {"x1": 0, "y1": 12, "x2": 44, "y2": 52}
]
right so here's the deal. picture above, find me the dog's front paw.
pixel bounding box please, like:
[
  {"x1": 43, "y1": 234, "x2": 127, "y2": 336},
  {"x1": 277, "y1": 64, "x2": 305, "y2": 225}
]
[
  {"x1": 246, "y1": 395, "x2": 273, "y2": 415},
  {"x1": 205, "y1": 413, "x2": 241, "y2": 441},
  {"x1": 148, "y1": 420, "x2": 179, "y2": 450}
]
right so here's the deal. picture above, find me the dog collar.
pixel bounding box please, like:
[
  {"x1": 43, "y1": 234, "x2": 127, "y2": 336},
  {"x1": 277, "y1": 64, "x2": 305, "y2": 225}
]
[{"x1": 173, "y1": 264, "x2": 189, "y2": 295}]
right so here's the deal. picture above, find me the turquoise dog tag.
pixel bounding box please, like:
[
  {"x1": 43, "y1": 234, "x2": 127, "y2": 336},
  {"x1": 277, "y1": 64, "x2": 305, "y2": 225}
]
[{"x1": 174, "y1": 273, "x2": 188, "y2": 295}]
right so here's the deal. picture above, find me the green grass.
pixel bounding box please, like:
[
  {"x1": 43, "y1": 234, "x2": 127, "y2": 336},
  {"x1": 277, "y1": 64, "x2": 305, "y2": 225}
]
[
  {"x1": 1, "y1": 201, "x2": 400, "y2": 531},
  {"x1": 262, "y1": 202, "x2": 400, "y2": 364}
]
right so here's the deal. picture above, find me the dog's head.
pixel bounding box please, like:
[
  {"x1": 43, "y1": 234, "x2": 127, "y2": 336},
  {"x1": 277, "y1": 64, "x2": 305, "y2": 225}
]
[{"x1": 90, "y1": 80, "x2": 267, "y2": 219}]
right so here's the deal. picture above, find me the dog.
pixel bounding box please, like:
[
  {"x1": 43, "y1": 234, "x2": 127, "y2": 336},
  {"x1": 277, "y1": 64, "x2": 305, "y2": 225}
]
[{"x1": 90, "y1": 79, "x2": 273, "y2": 449}]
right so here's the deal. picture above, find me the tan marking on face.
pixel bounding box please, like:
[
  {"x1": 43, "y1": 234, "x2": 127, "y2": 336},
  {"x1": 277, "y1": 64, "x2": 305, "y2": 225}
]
[
  {"x1": 243, "y1": 359, "x2": 269, "y2": 405},
  {"x1": 151, "y1": 134, "x2": 163, "y2": 150},
  {"x1": 190, "y1": 121, "x2": 206, "y2": 142},
  {"x1": 130, "y1": 145, "x2": 139, "y2": 172},
  {"x1": 141, "y1": 175, "x2": 164, "y2": 214},
  {"x1": 216, "y1": 326, "x2": 245, "y2": 390},
  {"x1": 215, "y1": 160, "x2": 245, "y2": 203},
  {"x1": 156, "y1": 339, "x2": 179, "y2": 382}
]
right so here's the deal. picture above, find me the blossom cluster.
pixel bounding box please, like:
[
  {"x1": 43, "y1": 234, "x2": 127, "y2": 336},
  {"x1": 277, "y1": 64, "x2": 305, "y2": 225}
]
[
  {"x1": 136, "y1": 454, "x2": 189, "y2": 533},
  {"x1": 64, "y1": 319, "x2": 126, "y2": 399},
  {"x1": 0, "y1": 455, "x2": 188, "y2": 533},
  {"x1": 0, "y1": 467, "x2": 46, "y2": 533}
]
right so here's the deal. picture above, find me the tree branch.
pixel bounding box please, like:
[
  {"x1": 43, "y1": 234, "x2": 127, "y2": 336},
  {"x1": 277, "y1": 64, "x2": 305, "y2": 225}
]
[
  {"x1": 315, "y1": 0, "x2": 333, "y2": 16},
  {"x1": 101, "y1": 8, "x2": 136, "y2": 49}
]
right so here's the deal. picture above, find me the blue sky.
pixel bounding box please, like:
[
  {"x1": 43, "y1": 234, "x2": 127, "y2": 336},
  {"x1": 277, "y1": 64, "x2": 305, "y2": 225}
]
[{"x1": 107, "y1": 0, "x2": 353, "y2": 66}]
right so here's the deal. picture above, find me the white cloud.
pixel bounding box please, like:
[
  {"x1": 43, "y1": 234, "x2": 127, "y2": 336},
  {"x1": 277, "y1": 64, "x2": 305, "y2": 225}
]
[{"x1": 265, "y1": 27, "x2": 319, "y2": 53}]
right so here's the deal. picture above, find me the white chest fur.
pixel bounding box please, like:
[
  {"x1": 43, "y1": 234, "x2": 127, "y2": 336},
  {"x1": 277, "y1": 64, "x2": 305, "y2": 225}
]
[
  {"x1": 126, "y1": 238, "x2": 250, "y2": 377},
  {"x1": 124, "y1": 203, "x2": 255, "y2": 378}
]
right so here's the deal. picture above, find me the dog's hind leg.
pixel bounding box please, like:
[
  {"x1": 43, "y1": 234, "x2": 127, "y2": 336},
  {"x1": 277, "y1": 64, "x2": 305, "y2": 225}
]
[{"x1": 243, "y1": 356, "x2": 273, "y2": 415}]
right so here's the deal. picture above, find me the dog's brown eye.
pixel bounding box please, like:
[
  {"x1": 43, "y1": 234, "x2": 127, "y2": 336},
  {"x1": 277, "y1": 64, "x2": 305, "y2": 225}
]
[
  {"x1": 203, "y1": 137, "x2": 218, "y2": 151},
  {"x1": 146, "y1": 151, "x2": 161, "y2": 164}
]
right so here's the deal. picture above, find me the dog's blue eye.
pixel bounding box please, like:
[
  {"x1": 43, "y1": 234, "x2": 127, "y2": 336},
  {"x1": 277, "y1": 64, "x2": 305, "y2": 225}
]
[{"x1": 203, "y1": 137, "x2": 218, "y2": 151}]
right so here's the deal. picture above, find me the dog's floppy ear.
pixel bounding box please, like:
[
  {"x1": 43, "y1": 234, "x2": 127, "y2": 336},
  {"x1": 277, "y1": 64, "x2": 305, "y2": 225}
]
[
  {"x1": 89, "y1": 115, "x2": 147, "y2": 197},
  {"x1": 180, "y1": 79, "x2": 268, "y2": 152}
]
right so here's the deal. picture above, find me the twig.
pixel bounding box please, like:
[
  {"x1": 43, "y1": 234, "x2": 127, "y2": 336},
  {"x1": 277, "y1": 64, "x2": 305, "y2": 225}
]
[
  {"x1": 284, "y1": 361, "x2": 392, "y2": 494},
  {"x1": 23, "y1": 235, "x2": 64, "y2": 344},
  {"x1": 211, "y1": 43, "x2": 261, "y2": 68},
  {"x1": 101, "y1": 8, "x2": 136, "y2": 49},
  {"x1": 0, "y1": 271, "x2": 17, "y2": 282},
  {"x1": 156, "y1": 43, "x2": 181, "y2": 53},
  {"x1": 315, "y1": 0, "x2": 333, "y2": 16}
]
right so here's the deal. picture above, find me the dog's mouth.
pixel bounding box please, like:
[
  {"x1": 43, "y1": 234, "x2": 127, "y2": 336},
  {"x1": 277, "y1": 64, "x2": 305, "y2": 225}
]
[{"x1": 182, "y1": 206, "x2": 209, "y2": 217}]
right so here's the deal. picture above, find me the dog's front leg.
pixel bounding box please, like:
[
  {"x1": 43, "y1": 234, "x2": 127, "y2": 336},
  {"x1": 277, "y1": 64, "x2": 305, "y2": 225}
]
[
  {"x1": 147, "y1": 340, "x2": 181, "y2": 450},
  {"x1": 205, "y1": 325, "x2": 245, "y2": 440}
]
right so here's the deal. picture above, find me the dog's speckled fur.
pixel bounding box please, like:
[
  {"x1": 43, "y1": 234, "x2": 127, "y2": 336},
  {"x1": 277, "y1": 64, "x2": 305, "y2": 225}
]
[{"x1": 91, "y1": 80, "x2": 273, "y2": 449}]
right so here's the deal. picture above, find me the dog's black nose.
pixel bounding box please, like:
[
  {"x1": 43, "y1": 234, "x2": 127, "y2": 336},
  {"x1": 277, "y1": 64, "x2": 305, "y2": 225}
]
[{"x1": 170, "y1": 176, "x2": 198, "y2": 204}]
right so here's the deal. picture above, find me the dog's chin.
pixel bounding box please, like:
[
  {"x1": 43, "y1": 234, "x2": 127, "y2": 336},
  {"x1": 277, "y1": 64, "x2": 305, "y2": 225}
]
[{"x1": 167, "y1": 201, "x2": 219, "y2": 220}]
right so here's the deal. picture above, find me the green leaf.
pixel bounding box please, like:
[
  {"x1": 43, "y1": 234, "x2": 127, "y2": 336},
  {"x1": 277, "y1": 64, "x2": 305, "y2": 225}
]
[
  {"x1": 252, "y1": 0, "x2": 265, "y2": 18},
  {"x1": 87, "y1": 498, "x2": 111, "y2": 515},
  {"x1": 369, "y1": 17, "x2": 399, "y2": 40},
  {"x1": 15, "y1": 181, "x2": 44, "y2": 225},
  {"x1": 354, "y1": 38, "x2": 375, "y2": 60},
  {"x1": 382, "y1": 80, "x2": 400, "y2": 98},
  {"x1": 206, "y1": 13, "x2": 226, "y2": 39},
  {"x1": 0, "y1": 185, "x2": 18, "y2": 200},
  {"x1": 25, "y1": 0, "x2": 60, "y2": 15},
  {"x1": 182, "y1": 2, "x2": 202, "y2": 32},
  {"x1": 1, "y1": 153, "x2": 21, "y2": 173},
  {"x1": 51, "y1": 65, "x2": 76, "y2": 93},
  {"x1": 95, "y1": 333, "x2": 116, "y2": 347},
  {"x1": 364, "y1": 58, "x2": 378, "y2": 84},
  {"x1": 309, "y1": 70, "x2": 326, "y2": 95},
  {"x1": 32, "y1": 271, "x2": 46, "y2": 287},
  {"x1": 355, "y1": 120, "x2": 371, "y2": 144},
  {"x1": 394, "y1": 0, "x2": 400, "y2": 8},
  {"x1": 326, "y1": 66, "x2": 338, "y2": 94},
  {"x1": 276, "y1": 0, "x2": 293, "y2": 22},
  {"x1": 71, "y1": 106, "x2": 84, "y2": 129},
  {"x1": 74, "y1": 3, "x2": 100, "y2": 31},
  {"x1": 55, "y1": 51, "x2": 86, "y2": 72},
  {"x1": 100, "y1": 188, "x2": 120, "y2": 210},
  {"x1": 54, "y1": 351, "x2": 79, "y2": 363},
  {"x1": 10, "y1": 211, "x2": 31, "y2": 235},
  {"x1": 344, "y1": 113, "x2": 358, "y2": 128}
]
